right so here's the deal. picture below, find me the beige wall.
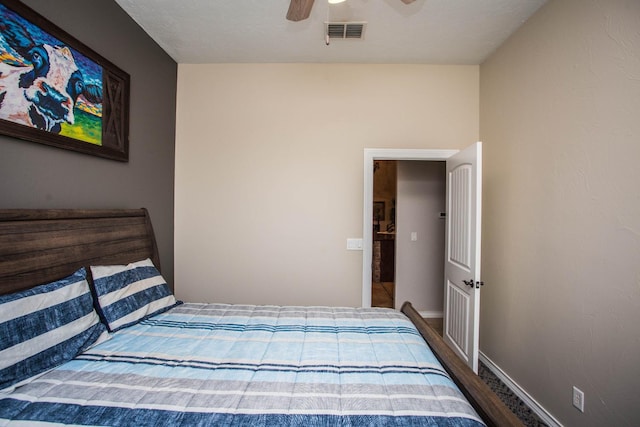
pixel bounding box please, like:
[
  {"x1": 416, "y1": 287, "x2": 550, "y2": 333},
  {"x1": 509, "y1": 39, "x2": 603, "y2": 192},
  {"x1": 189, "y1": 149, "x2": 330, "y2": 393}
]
[
  {"x1": 395, "y1": 161, "x2": 446, "y2": 313},
  {"x1": 480, "y1": 0, "x2": 640, "y2": 425},
  {"x1": 175, "y1": 64, "x2": 478, "y2": 306}
]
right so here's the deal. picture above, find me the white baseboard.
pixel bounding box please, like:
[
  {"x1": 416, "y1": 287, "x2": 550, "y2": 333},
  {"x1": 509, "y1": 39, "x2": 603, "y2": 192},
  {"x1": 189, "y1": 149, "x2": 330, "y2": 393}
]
[
  {"x1": 479, "y1": 352, "x2": 563, "y2": 427},
  {"x1": 418, "y1": 310, "x2": 443, "y2": 318}
]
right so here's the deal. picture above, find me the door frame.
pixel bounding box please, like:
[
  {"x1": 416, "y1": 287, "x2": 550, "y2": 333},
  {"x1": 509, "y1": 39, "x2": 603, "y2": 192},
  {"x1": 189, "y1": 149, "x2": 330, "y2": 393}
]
[{"x1": 362, "y1": 148, "x2": 458, "y2": 307}]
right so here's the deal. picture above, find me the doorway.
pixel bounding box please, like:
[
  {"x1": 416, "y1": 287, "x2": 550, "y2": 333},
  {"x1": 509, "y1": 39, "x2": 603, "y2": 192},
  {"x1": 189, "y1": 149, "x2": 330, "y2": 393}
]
[
  {"x1": 371, "y1": 160, "x2": 396, "y2": 308},
  {"x1": 370, "y1": 159, "x2": 448, "y2": 312},
  {"x1": 394, "y1": 160, "x2": 447, "y2": 313},
  {"x1": 361, "y1": 149, "x2": 458, "y2": 308},
  {"x1": 363, "y1": 145, "x2": 483, "y2": 372}
]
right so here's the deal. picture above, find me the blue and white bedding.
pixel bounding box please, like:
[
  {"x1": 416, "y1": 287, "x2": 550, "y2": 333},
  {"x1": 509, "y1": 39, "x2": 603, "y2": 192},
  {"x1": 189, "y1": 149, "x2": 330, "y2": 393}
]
[
  {"x1": 0, "y1": 268, "x2": 109, "y2": 392},
  {"x1": 0, "y1": 303, "x2": 485, "y2": 426}
]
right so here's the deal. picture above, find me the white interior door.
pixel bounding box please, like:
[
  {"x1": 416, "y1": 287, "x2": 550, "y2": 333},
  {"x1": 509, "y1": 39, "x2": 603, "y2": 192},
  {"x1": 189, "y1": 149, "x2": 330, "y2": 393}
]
[{"x1": 444, "y1": 142, "x2": 482, "y2": 373}]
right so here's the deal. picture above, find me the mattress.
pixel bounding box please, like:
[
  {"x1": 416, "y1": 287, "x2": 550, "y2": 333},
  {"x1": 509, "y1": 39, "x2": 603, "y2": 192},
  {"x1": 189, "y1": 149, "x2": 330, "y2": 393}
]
[{"x1": 0, "y1": 303, "x2": 484, "y2": 426}]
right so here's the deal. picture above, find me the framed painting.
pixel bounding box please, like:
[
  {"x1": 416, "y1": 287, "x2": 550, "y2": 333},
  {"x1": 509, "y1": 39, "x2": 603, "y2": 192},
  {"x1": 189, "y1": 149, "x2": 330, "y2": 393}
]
[
  {"x1": 373, "y1": 201, "x2": 385, "y2": 221},
  {"x1": 0, "y1": 0, "x2": 130, "y2": 161}
]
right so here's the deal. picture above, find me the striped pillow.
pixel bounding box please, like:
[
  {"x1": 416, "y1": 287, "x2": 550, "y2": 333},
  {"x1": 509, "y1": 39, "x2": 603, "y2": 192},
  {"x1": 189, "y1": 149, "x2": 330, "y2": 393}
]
[
  {"x1": 90, "y1": 258, "x2": 179, "y2": 332},
  {"x1": 0, "y1": 268, "x2": 109, "y2": 391}
]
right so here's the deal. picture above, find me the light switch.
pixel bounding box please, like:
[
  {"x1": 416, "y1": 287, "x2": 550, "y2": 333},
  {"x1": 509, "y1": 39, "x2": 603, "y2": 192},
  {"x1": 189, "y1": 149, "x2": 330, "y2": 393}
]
[
  {"x1": 347, "y1": 238, "x2": 363, "y2": 250},
  {"x1": 410, "y1": 232, "x2": 417, "y2": 241}
]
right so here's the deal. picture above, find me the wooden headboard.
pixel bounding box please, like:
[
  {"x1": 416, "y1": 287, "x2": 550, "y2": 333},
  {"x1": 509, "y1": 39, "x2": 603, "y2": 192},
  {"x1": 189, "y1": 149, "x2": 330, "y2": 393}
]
[{"x1": 0, "y1": 209, "x2": 160, "y2": 295}]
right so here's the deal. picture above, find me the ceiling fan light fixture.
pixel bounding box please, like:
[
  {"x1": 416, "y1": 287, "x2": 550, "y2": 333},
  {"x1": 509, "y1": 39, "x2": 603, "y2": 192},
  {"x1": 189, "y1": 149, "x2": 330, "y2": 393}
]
[{"x1": 328, "y1": 0, "x2": 346, "y2": 4}]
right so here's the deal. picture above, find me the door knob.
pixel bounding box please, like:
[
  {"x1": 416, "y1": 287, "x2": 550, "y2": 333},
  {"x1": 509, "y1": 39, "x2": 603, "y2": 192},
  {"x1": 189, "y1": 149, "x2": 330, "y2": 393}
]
[{"x1": 463, "y1": 279, "x2": 484, "y2": 288}]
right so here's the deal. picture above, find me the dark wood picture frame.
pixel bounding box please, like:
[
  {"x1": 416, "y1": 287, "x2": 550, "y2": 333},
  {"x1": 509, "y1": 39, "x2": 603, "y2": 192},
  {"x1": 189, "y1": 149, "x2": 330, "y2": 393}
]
[
  {"x1": 0, "y1": 0, "x2": 130, "y2": 161},
  {"x1": 373, "y1": 201, "x2": 385, "y2": 221}
]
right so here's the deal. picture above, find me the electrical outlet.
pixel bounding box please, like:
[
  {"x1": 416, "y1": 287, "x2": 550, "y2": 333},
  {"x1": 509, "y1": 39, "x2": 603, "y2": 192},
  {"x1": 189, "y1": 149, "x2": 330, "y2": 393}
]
[{"x1": 572, "y1": 386, "x2": 585, "y2": 412}]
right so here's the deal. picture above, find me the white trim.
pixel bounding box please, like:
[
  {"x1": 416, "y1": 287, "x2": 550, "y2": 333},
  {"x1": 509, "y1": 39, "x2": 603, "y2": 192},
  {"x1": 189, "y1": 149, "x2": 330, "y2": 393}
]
[
  {"x1": 362, "y1": 149, "x2": 458, "y2": 307},
  {"x1": 418, "y1": 311, "x2": 443, "y2": 318},
  {"x1": 479, "y1": 352, "x2": 564, "y2": 427}
]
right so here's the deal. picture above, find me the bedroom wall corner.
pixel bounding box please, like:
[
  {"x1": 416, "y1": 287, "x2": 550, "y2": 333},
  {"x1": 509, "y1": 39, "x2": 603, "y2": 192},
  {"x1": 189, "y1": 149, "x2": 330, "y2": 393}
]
[
  {"x1": 479, "y1": 0, "x2": 640, "y2": 425},
  {"x1": 0, "y1": 0, "x2": 178, "y2": 288}
]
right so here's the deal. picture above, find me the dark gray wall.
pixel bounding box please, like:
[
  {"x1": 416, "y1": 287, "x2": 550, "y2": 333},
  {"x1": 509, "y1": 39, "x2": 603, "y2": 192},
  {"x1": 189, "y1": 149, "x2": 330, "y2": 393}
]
[{"x1": 0, "y1": 0, "x2": 177, "y2": 286}]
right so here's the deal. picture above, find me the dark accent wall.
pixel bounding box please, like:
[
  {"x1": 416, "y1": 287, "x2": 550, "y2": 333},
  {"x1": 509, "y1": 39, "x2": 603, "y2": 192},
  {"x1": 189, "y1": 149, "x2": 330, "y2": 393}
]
[{"x1": 0, "y1": 0, "x2": 177, "y2": 286}]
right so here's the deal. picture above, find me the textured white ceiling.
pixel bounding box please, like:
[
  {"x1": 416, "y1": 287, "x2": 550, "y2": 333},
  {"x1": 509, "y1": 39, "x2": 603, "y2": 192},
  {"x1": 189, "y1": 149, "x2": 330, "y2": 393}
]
[{"x1": 115, "y1": 0, "x2": 547, "y2": 64}]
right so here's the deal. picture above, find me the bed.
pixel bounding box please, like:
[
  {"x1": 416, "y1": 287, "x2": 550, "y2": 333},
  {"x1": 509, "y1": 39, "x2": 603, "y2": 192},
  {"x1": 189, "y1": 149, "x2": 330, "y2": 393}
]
[{"x1": 0, "y1": 209, "x2": 522, "y2": 426}]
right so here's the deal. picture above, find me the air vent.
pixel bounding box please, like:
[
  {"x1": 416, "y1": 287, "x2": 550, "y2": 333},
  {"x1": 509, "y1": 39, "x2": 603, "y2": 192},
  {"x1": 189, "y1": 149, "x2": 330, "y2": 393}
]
[{"x1": 325, "y1": 21, "x2": 367, "y2": 40}]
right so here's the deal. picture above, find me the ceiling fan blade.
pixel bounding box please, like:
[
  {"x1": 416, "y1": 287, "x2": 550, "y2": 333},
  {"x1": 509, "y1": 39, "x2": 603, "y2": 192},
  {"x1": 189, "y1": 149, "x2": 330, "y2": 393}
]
[
  {"x1": 286, "y1": 0, "x2": 315, "y2": 22},
  {"x1": 400, "y1": 0, "x2": 417, "y2": 3}
]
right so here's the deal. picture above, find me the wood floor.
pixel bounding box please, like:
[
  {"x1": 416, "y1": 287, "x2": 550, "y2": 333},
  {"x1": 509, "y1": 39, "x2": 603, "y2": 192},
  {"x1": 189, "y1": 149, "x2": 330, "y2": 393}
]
[
  {"x1": 424, "y1": 317, "x2": 443, "y2": 336},
  {"x1": 372, "y1": 281, "x2": 443, "y2": 336},
  {"x1": 371, "y1": 282, "x2": 395, "y2": 308}
]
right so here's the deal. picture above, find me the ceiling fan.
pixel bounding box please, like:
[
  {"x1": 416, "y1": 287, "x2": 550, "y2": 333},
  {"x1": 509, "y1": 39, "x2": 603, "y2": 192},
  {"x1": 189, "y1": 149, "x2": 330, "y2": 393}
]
[{"x1": 286, "y1": 0, "x2": 416, "y2": 22}]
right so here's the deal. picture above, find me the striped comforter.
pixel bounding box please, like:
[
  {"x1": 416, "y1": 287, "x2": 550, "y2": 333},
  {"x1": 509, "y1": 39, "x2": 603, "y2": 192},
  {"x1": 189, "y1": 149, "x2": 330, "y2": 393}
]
[{"x1": 0, "y1": 303, "x2": 484, "y2": 426}]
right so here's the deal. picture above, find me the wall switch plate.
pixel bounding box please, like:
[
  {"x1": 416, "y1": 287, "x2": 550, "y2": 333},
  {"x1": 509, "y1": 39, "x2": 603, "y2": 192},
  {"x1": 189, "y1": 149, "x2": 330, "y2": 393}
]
[
  {"x1": 572, "y1": 386, "x2": 585, "y2": 412},
  {"x1": 410, "y1": 232, "x2": 417, "y2": 241},
  {"x1": 346, "y1": 238, "x2": 363, "y2": 250}
]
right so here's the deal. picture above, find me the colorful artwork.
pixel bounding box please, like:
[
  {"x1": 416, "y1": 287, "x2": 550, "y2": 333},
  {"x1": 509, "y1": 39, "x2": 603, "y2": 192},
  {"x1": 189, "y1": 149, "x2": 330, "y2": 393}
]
[
  {"x1": 0, "y1": 3, "x2": 103, "y2": 145},
  {"x1": 0, "y1": 0, "x2": 129, "y2": 162}
]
